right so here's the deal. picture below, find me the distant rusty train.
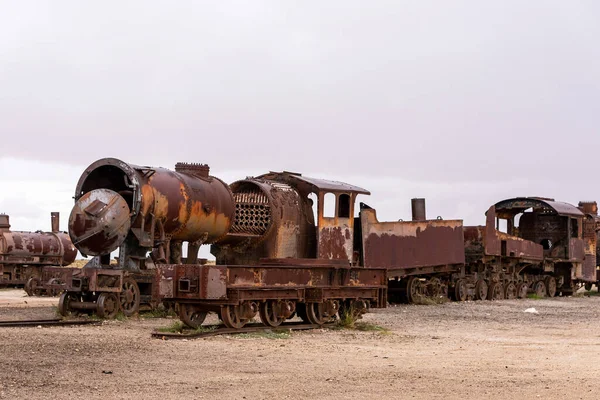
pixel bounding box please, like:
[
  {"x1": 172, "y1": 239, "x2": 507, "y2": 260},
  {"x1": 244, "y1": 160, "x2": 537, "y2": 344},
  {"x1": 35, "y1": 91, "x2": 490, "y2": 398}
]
[
  {"x1": 0, "y1": 212, "x2": 77, "y2": 295},
  {"x1": 55, "y1": 158, "x2": 599, "y2": 328}
]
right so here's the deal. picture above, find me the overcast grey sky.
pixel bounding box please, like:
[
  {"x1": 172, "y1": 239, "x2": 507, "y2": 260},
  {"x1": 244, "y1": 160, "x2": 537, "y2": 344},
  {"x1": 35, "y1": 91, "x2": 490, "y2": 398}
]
[{"x1": 1, "y1": 1, "x2": 599, "y2": 258}]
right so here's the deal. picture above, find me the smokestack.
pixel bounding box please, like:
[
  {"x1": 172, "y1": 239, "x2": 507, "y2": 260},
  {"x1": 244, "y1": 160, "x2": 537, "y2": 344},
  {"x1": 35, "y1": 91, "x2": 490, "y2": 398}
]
[
  {"x1": 411, "y1": 198, "x2": 426, "y2": 221},
  {"x1": 51, "y1": 212, "x2": 60, "y2": 233},
  {"x1": 0, "y1": 214, "x2": 10, "y2": 232}
]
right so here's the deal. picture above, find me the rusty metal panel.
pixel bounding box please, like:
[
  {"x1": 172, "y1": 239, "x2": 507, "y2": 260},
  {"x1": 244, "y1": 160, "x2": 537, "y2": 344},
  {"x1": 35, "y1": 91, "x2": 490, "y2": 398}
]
[
  {"x1": 157, "y1": 264, "x2": 227, "y2": 300},
  {"x1": 318, "y1": 220, "x2": 353, "y2": 262},
  {"x1": 158, "y1": 262, "x2": 385, "y2": 303},
  {"x1": 484, "y1": 206, "x2": 501, "y2": 256},
  {"x1": 226, "y1": 264, "x2": 384, "y2": 289},
  {"x1": 581, "y1": 215, "x2": 597, "y2": 281},
  {"x1": 497, "y1": 232, "x2": 544, "y2": 259},
  {"x1": 483, "y1": 206, "x2": 543, "y2": 259},
  {"x1": 569, "y1": 238, "x2": 585, "y2": 262},
  {"x1": 360, "y1": 208, "x2": 465, "y2": 269},
  {"x1": 77, "y1": 268, "x2": 123, "y2": 292}
]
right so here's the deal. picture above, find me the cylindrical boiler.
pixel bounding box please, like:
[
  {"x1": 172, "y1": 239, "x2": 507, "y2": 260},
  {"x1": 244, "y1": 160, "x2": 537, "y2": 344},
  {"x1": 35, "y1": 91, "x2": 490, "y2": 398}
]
[
  {"x1": 68, "y1": 158, "x2": 235, "y2": 256},
  {"x1": 0, "y1": 215, "x2": 77, "y2": 266}
]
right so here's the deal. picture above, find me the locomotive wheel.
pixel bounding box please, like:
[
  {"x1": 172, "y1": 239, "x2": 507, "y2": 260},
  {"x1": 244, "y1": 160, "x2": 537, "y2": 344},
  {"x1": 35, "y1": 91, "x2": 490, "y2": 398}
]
[
  {"x1": 516, "y1": 283, "x2": 529, "y2": 299},
  {"x1": 24, "y1": 278, "x2": 35, "y2": 296},
  {"x1": 120, "y1": 278, "x2": 141, "y2": 317},
  {"x1": 338, "y1": 300, "x2": 366, "y2": 321},
  {"x1": 474, "y1": 279, "x2": 488, "y2": 301},
  {"x1": 178, "y1": 303, "x2": 207, "y2": 329},
  {"x1": 97, "y1": 293, "x2": 120, "y2": 319},
  {"x1": 544, "y1": 276, "x2": 557, "y2": 298},
  {"x1": 220, "y1": 305, "x2": 248, "y2": 329},
  {"x1": 25, "y1": 277, "x2": 43, "y2": 297},
  {"x1": 46, "y1": 278, "x2": 61, "y2": 297},
  {"x1": 306, "y1": 302, "x2": 335, "y2": 325},
  {"x1": 504, "y1": 282, "x2": 517, "y2": 300},
  {"x1": 58, "y1": 292, "x2": 79, "y2": 316},
  {"x1": 487, "y1": 282, "x2": 504, "y2": 300},
  {"x1": 533, "y1": 281, "x2": 547, "y2": 297},
  {"x1": 453, "y1": 279, "x2": 467, "y2": 302},
  {"x1": 584, "y1": 282, "x2": 593, "y2": 292},
  {"x1": 259, "y1": 300, "x2": 286, "y2": 327},
  {"x1": 405, "y1": 277, "x2": 423, "y2": 303}
]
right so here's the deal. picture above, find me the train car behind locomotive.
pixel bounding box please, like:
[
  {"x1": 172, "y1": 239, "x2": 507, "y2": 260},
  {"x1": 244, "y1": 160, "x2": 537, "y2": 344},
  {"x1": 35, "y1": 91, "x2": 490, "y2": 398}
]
[
  {"x1": 464, "y1": 197, "x2": 597, "y2": 299},
  {"x1": 0, "y1": 212, "x2": 76, "y2": 293}
]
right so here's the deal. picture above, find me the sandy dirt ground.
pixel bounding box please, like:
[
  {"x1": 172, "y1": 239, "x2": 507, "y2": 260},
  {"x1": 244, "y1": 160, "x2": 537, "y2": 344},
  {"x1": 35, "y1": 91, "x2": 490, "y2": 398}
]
[{"x1": 1, "y1": 288, "x2": 600, "y2": 400}]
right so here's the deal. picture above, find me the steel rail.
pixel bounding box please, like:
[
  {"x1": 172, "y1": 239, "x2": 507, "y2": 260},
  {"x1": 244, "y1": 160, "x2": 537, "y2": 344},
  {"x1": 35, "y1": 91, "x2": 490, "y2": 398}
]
[{"x1": 0, "y1": 318, "x2": 101, "y2": 328}]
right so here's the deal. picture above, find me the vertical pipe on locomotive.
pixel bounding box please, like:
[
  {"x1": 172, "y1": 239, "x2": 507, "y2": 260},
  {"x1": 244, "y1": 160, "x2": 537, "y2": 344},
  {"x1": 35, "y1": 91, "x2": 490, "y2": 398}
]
[{"x1": 411, "y1": 198, "x2": 426, "y2": 221}]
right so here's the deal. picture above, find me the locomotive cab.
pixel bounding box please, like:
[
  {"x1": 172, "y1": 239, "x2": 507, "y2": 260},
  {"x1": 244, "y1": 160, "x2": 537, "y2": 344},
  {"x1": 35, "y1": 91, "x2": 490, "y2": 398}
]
[
  {"x1": 489, "y1": 198, "x2": 585, "y2": 263},
  {"x1": 478, "y1": 197, "x2": 596, "y2": 286},
  {"x1": 290, "y1": 176, "x2": 370, "y2": 264}
]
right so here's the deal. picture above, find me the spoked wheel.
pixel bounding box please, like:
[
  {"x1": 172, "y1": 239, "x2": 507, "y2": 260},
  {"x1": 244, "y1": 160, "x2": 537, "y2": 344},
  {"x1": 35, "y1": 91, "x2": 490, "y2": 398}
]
[
  {"x1": 178, "y1": 303, "x2": 208, "y2": 329},
  {"x1": 220, "y1": 305, "x2": 249, "y2": 329},
  {"x1": 504, "y1": 282, "x2": 517, "y2": 300},
  {"x1": 24, "y1": 278, "x2": 35, "y2": 296},
  {"x1": 120, "y1": 278, "x2": 141, "y2": 317},
  {"x1": 453, "y1": 279, "x2": 467, "y2": 302},
  {"x1": 25, "y1": 277, "x2": 43, "y2": 296},
  {"x1": 516, "y1": 283, "x2": 529, "y2": 299},
  {"x1": 584, "y1": 282, "x2": 593, "y2": 292},
  {"x1": 97, "y1": 293, "x2": 120, "y2": 319},
  {"x1": 58, "y1": 292, "x2": 79, "y2": 316},
  {"x1": 533, "y1": 281, "x2": 547, "y2": 297},
  {"x1": 544, "y1": 276, "x2": 557, "y2": 297},
  {"x1": 259, "y1": 300, "x2": 286, "y2": 327},
  {"x1": 474, "y1": 279, "x2": 488, "y2": 301},
  {"x1": 306, "y1": 301, "x2": 338, "y2": 325},
  {"x1": 46, "y1": 278, "x2": 62, "y2": 297},
  {"x1": 405, "y1": 277, "x2": 423, "y2": 303},
  {"x1": 487, "y1": 282, "x2": 504, "y2": 300}
]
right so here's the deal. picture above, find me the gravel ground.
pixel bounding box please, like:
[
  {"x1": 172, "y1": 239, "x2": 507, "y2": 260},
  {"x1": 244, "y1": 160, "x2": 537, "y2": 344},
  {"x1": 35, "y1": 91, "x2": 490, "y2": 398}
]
[{"x1": 1, "y1": 288, "x2": 599, "y2": 399}]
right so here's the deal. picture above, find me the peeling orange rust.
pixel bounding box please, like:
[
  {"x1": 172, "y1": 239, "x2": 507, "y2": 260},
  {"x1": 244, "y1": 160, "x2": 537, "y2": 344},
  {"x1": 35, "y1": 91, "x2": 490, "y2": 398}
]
[
  {"x1": 360, "y1": 207, "x2": 465, "y2": 270},
  {"x1": 68, "y1": 158, "x2": 235, "y2": 265},
  {"x1": 0, "y1": 213, "x2": 76, "y2": 288}
]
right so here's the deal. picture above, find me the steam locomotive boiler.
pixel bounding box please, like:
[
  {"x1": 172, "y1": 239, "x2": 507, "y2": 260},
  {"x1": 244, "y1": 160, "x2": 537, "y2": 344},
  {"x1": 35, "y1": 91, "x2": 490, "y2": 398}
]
[
  {"x1": 59, "y1": 158, "x2": 386, "y2": 327},
  {"x1": 0, "y1": 212, "x2": 76, "y2": 294}
]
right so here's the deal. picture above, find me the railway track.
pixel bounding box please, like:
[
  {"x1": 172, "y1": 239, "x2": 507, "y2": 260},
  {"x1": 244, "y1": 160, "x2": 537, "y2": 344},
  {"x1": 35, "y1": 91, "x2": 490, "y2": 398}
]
[
  {"x1": 0, "y1": 318, "x2": 101, "y2": 328},
  {"x1": 151, "y1": 321, "x2": 335, "y2": 340}
]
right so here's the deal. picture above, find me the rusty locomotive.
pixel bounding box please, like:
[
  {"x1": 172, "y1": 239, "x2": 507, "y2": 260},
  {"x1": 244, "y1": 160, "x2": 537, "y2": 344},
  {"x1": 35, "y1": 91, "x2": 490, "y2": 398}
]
[
  {"x1": 0, "y1": 212, "x2": 77, "y2": 295},
  {"x1": 55, "y1": 157, "x2": 599, "y2": 328},
  {"x1": 371, "y1": 197, "x2": 599, "y2": 303},
  {"x1": 58, "y1": 158, "x2": 386, "y2": 328}
]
